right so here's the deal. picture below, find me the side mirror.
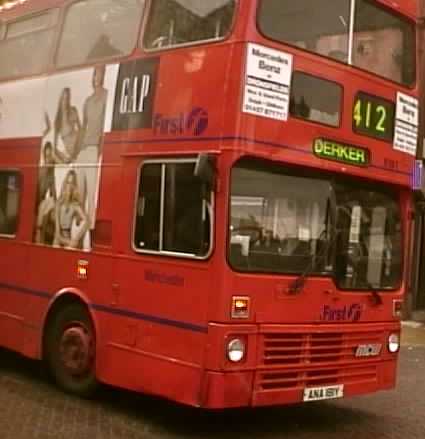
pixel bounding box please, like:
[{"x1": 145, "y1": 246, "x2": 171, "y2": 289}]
[{"x1": 194, "y1": 153, "x2": 216, "y2": 191}]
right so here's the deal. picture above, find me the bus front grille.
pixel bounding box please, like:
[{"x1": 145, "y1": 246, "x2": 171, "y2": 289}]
[
  {"x1": 256, "y1": 328, "x2": 384, "y2": 391},
  {"x1": 261, "y1": 330, "x2": 383, "y2": 366},
  {"x1": 258, "y1": 365, "x2": 377, "y2": 391}
]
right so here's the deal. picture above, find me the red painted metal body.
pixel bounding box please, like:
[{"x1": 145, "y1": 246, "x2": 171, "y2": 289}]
[{"x1": 0, "y1": 0, "x2": 418, "y2": 408}]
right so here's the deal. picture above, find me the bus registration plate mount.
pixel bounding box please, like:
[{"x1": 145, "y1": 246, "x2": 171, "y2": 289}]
[{"x1": 303, "y1": 384, "x2": 344, "y2": 402}]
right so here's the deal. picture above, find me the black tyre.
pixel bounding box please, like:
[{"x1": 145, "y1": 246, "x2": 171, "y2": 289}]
[{"x1": 45, "y1": 303, "x2": 98, "y2": 397}]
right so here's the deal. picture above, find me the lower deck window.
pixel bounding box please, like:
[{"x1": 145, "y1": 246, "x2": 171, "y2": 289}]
[
  {"x1": 0, "y1": 171, "x2": 21, "y2": 236},
  {"x1": 229, "y1": 158, "x2": 402, "y2": 290},
  {"x1": 134, "y1": 160, "x2": 212, "y2": 257}
]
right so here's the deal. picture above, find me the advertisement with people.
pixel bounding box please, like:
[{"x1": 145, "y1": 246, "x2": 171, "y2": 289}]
[{"x1": 34, "y1": 64, "x2": 118, "y2": 250}]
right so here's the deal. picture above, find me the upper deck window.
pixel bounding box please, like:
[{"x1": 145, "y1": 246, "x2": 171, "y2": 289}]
[
  {"x1": 144, "y1": 0, "x2": 236, "y2": 50},
  {"x1": 353, "y1": 0, "x2": 415, "y2": 85},
  {"x1": 290, "y1": 72, "x2": 342, "y2": 127},
  {"x1": 258, "y1": 0, "x2": 415, "y2": 86},
  {"x1": 0, "y1": 10, "x2": 58, "y2": 79},
  {"x1": 56, "y1": 0, "x2": 145, "y2": 68},
  {"x1": 6, "y1": 10, "x2": 57, "y2": 38}
]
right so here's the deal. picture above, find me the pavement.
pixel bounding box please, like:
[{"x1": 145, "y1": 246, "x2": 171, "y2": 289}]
[{"x1": 401, "y1": 320, "x2": 425, "y2": 346}]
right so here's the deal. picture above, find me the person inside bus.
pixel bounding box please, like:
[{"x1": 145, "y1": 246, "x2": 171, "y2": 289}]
[
  {"x1": 53, "y1": 169, "x2": 89, "y2": 250},
  {"x1": 171, "y1": 193, "x2": 211, "y2": 256},
  {"x1": 53, "y1": 87, "x2": 81, "y2": 163}
]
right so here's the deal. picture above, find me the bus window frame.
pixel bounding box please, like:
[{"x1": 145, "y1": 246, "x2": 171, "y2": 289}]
[
  {"x1": 132, "y1": 157, "x2": 215, "y2": 261},
  {"x1": 226, "y1": 157, "x2": 336, "y2": 278},
  {"x1": 5, "y1": 8, "x2": 58, "y2": 39},
  {"x1": 332, "y1": 180, "x2": 403, "y2": 293},
  {"x1": 255, "y1": 0, "x2": 417, "y2": 89},
  {"x1": 0, "y1": 168, "x2": 22, "y2": 240},
  {"x1": 351, "y1": 0, "x2": 416, "y2": 88},
  {"x1": 289, "y1": 71, "x2": 344, "y2": 129},
  {"x1": 142, "y1": 0, "x2": 239, "y2": 54},
  {"x1": 54, "y1": 0, "x2": 146, "y2": 70},
  {"x1": 0, "y1": 8, "x2": 60, "y2": 81},
  {"x1": 226, "y1": 156, "x2": 403, "y2": 292}
]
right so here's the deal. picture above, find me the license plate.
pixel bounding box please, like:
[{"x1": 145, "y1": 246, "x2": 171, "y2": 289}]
[{"x1": 303, "y1": 384, "x2": 344, "y2": 402}]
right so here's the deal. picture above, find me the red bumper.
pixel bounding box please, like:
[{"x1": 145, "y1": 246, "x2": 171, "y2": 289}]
[
  {"x1": 201, "y1": 359, "x2": 397, "y2": 408},
  {"x1": 201, "y1": 322, "x2": 399, "y2": 408}
]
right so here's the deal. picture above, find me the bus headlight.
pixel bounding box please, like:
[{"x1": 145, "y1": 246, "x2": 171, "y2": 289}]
[
  {"x1": 388, "y1": 333, "x2": 400, "y2": 353},
  {"x1": 227, "y1": 338, "x2": 246, "y2": 362}
]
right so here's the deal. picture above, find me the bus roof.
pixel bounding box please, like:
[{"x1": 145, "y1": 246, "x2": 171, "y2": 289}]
[
  {"x1": 0, "y1": 0, "x2": 64, "y2": 20},
  {"x1": 0, "y1": 0, "x2": 419, "y2": 21}
]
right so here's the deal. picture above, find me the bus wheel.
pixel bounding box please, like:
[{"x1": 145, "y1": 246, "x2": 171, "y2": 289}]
[{"x1": 45, "y1": 303, "x2": 98, "y2": 397}]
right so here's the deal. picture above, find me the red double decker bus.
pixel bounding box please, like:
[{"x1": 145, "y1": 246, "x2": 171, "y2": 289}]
[{"x1": 0, "y1": 0, "x2": 419, "y2": 408}]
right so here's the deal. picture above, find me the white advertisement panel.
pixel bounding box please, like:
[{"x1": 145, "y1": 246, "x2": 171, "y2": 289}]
[
  {"x1": 242, "y1": 43, "x2": 293, "y2": 121},
  {"x1": 394, "y1": 92, "x2": 419, "y2": 157},
  {"x1": 34, "y1": 64, "x2": 119, "y2": 251},
  {"x1": 0, "y1": 78, "x2": 47, "y2": 139}
]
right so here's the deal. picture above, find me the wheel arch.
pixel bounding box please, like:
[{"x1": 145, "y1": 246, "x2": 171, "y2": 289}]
[{"x1": 40, "y1": 288, "x2": 99, "y2": 361}]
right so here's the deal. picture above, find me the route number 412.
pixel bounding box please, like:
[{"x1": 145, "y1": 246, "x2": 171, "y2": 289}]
[{"x1": 352, "y1": 93, "x2": 395, "y2": 142}]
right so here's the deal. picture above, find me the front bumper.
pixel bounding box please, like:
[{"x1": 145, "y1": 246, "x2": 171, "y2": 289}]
[{"x1": 201, "y1": 322, "x2": 399, "y2": 408}]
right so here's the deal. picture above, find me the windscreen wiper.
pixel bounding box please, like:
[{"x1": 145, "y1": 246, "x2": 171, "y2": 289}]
[
  {"x1": 367, "y1": 283, "x2": 383, "y2": 306},
  {"x1": 288, "y1": 228, "x2": 333, "y2": 295},
  {"x1": 288, "y1": 195, "x2": 335, "y2": 295}
]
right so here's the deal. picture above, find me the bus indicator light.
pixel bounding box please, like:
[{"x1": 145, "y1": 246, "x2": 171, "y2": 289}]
[
  {"x1": 77, "y1": 260, "x2": 89, "y2": 280},
  {"x1": 412, "y1": 160, "x2": 423, "y2": 190},
  {"x1": 393, "y1": 300, "x2": 403, "y2": 318},
  {"x1": 231, "y1": 296, "x2": 250, "y2": 319}
]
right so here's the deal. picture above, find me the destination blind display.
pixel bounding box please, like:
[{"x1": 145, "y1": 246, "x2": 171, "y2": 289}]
[
  {"x1": 353, "y1": 92, "x2": 395, "y2": 142},
  {"x1": 313, "y1": 139, "x2": 370, "y2": 167}
]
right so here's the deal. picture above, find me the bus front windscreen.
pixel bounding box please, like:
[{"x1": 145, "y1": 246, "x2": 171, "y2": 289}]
[
  {"x1": 258, "y1": 0, "x2": 415, "y2": 86},
  {"x1": 229, "y1": 159, "x2": 402, "y2": 290}
]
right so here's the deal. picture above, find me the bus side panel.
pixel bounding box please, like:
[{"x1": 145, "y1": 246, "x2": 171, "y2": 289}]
[
  {"x1": 93, "y1": 256, "x2": 210, "y2": 405},
  {"x1": 152, "y1": 45, "x2": 235, "y2": 139},
  {"x1": 0, "y1": 75, "x2": 48, "y2": 355},
  {"x1": 0, "y1": 241, "x2": 29, "y2": 352},
  {"x1": 89, "y1": 155, "x2": 210, "y2": 404},
  {"x1": 96, "y1": 321, "x2": 205, "y2": 406},
  {"x1": 0, "y1": 139, "x2": 41, "y2": 355}
]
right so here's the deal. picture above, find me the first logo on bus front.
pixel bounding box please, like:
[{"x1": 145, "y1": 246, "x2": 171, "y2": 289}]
[
  {"x1": 320, "y1": 304, "x2": 363, "y2": 322},
  {"x1": 153, "y1": 107, "x2": 209, "y2": 137}
]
